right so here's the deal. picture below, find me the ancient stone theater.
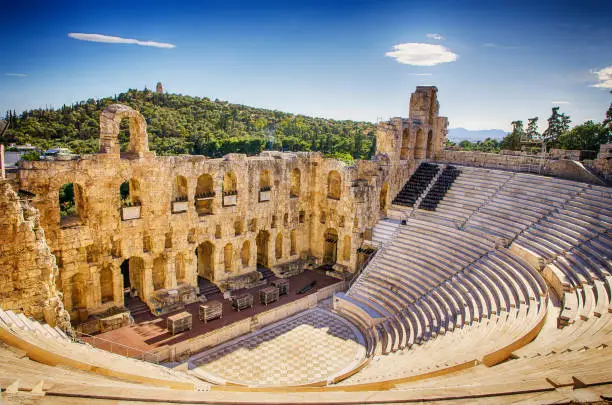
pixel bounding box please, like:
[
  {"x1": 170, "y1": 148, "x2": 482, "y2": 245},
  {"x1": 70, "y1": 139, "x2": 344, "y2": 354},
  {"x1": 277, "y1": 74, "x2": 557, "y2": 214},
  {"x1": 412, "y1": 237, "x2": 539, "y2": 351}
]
[{"x1": 1, "y1": 86, "x2": 611, "y2": 404}]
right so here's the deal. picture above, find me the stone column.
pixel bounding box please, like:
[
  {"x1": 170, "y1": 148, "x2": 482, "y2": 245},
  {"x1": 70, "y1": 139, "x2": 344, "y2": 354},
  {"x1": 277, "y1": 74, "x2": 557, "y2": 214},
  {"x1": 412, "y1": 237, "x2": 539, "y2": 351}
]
[{"x1": 166, "y1": 251, "x2": 177, "y2": 289}]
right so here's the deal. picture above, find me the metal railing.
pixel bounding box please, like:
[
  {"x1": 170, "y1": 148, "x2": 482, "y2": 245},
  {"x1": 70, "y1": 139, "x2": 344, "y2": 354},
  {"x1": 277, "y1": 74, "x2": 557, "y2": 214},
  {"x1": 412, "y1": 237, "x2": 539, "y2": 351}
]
[{"x1": 74, "y1": 330, "x2": 161, "y2": 364}]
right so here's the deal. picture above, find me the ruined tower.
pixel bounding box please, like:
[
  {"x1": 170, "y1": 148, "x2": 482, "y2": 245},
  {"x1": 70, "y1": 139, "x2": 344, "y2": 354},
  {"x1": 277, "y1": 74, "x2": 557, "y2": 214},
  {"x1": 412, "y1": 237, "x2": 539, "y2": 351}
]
[{"x1": 156, "y1": 82, "x2": 164, "y2": 94}]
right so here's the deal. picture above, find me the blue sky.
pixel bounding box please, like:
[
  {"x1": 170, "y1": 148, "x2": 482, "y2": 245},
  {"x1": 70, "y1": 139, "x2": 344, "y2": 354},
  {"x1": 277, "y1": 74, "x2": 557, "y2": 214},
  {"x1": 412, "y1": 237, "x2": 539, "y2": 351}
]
[{"x1": 1, "y1": 0, "x2": 611, "y2": 131}]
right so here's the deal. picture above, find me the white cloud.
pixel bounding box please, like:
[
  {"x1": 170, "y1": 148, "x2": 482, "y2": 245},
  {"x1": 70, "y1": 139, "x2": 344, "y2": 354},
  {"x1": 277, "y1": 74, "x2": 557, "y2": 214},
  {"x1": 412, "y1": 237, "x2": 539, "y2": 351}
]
[
  {"x1": 409, "y1": 73, "x2": 433, "y2": 76},
  {"x1": 551, "y1": 101, "x2": 571, "y2": 105},
  {"x1": 68, "y1": 33, "x2": 175, "y2": 49},
  {"x1": 5, "y1": 73, "x2": 27, "y2": 77},
  {"x1": 426, "y1": 33, "x2": 444, "y2": 40},
  {"x1": 591, "y1": 66, "x2": 612, "y2": 89},
  {"x1": 385, "y1": 43, "x2": 457, "y2": 66}
]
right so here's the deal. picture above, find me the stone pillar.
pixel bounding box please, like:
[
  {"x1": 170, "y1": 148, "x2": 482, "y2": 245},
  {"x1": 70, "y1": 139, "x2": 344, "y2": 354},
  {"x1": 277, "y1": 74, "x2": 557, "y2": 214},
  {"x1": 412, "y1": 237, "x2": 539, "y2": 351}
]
[
  {"x1": 167, "y1": 252, "x2": 177, "y2": 289},
  {"x1": 113, "y1": 266, "x2": 123, "y2": 307},
  {"x1": 141, "y1": 258, "x2": 154, "y2": 303}
]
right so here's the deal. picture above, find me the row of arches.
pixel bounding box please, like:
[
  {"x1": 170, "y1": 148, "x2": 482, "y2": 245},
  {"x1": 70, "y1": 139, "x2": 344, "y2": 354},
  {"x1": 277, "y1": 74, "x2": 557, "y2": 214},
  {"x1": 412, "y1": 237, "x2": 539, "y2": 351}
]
[
  {"x1": 400, "y1": 128, "x2": 435, "y2": 160},
  {"x1": 58, "y1": 167, "x2": 339, "y2": 225}
]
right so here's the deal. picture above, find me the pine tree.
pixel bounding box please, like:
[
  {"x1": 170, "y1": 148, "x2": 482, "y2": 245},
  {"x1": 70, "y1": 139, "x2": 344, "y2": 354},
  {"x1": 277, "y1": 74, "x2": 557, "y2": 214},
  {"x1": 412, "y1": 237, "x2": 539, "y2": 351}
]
[
  {"x1": 525, "y1": 117, "x2": 540, "y2": 141},
  {"x1": 542, "y1": 107, "x2": 571, "y2": 146}
]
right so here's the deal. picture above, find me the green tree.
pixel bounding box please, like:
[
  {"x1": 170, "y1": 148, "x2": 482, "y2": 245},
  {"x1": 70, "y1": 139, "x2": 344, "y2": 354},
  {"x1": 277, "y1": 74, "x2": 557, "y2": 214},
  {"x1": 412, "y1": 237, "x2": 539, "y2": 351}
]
[
  {"x1": 525, "y1": 117, "x2": 540, "y2": 141},
  {"x1": 542, "y1": 107, "x2": 571, "y2": 147},
  {"x1": 558, "y1": 121, "x2": 611, "y2": 151},
  {"x1": 500, "y1": 120, "x2": 523, "y2": 151}
]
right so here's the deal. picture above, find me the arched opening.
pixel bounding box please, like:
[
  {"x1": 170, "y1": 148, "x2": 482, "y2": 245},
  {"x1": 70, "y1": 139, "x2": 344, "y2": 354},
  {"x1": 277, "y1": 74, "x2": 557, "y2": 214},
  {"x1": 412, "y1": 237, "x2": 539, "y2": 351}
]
[
  {"x1": 343, "y1": 235, "x2": 351, "y2": 261},
  {"x1": 59, "y1": 183, "x2": 85, "y2": 227},
  {"x1": 70, "y1": 274, "x2": 86, "y2": 311},
  {"x1": 175, "y1": 253, "x2": 186, "y2": 283},
  {"x1": 195, "y1": 174, "x2": 214, "y2": 216},
  {"x1": 323, "y1": 228, "x2": 338, "y2": 265},
  {"x1": 152, "y1": 257, "x2": 166, "y2": 291},
  {"x1": 120, "y1": 178, "x2": 142, "y2": 220},
  {"x1": 259, "y1": 170, "x2": 272, "y2": 202},
  {"x1": 290, "y1": 230, "x2": 297, "y2": 256},
  {"x1": 173, "y1": 175, "x2": 188, "y2": 201},
  {"x1": 120, "y1": 257, "x2": 145, "y2": 301},
  {"x1": 275, "y1": 232, "x2": 283, "y2": 260},
  {"x1": 223, "y1": 172, "x2": 238, "y2": 206},
  {"x1": 414, "y1": 129, "x2": 426, "y2": 159},
  {"x1": 299, "y1": 211, "x2": 305, "y2": 223},
  {"x1": 380, "y1": 182, "x2": 389, "y2": 213},
  {"x1": 256, "y1": 230, "x2": 270, "y2": 268},
  {"x1": 283, "y1": 213, "x2": 289, "y2": 227},
  {"x1": 426, "y1": 129, "x2": 434, "y2": 159},
  {"x1": 224, "y1": 243, "x2": 233, "y2": 273},
  {"x1": 241, "y1": 240, "x2": 250, "y2": 267},
  {"x1": 196, "y1": 242, "x2": 215, "y2": 281},
  {"x1": 99, "y1": 104, "x2": 149, "y2": 157},
  {"x1": 400, "y1": 129, "x2": 410, "y2": 160},
  {"x1": 327, "y1": 171, "x2": 342, "y2": 200},
  {"x1": 100, "y1": 267, "x2": 114, "y2": 304},
  {"x1": 290, "y1": 168, "x2": 301, "y2": 198},
  {"x1": 234, "y1": 220, "x2": 243, "y2": 236}
]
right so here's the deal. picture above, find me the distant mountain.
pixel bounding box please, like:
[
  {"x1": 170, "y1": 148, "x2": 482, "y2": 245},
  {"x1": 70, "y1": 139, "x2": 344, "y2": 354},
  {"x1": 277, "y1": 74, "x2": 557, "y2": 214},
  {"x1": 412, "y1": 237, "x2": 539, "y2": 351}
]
[{"x1": 448, "y1": 128, "x2": 507, "y2": 142}]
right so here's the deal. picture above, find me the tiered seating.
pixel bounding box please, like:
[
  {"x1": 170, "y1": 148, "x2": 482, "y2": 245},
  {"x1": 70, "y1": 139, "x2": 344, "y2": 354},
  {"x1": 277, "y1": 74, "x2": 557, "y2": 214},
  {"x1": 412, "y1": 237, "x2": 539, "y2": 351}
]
[
  {"x1": 513, "y1": 186, "x2": 612, "y2": 263},
  {"x1": 371, "y1": 218, "x2": 400, "y2": 246},
  {"x1": 338, "y1": 242, "x2": 547, "y2": 385},
  {"x1": 463, "y1": 173, "x2": 586, "y2": 242},
  {"x1": 418, "y1": 165, "x2": 460, "y2": 211},
  {"x1": 392, "y1": 162, "x2": 439, "y2": 207},
  {"x1": 0, "y1": 309, "x2": 207, "y2": 390},
  {"x1": 343, "y1": 216, "x2": 547, "y2": 367},
  {"x1": 413, "y1": 167, "x2": 514, "y2": 226}
]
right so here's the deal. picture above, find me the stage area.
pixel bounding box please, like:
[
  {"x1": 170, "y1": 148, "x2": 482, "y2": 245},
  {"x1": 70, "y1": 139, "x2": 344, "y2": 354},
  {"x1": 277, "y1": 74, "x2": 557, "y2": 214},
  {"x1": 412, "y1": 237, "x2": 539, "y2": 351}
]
[
  {"x1": 188, "y1": 308, "x2": 366, "y2": 387},
  {"x1": 83, "y1": 270, "x2": 340, "y2": 355}
]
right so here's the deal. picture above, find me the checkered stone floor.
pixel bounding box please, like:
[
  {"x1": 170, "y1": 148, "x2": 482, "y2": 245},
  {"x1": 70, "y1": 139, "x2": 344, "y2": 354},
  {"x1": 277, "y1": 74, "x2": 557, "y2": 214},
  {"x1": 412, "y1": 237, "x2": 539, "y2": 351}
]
[{"x1": 189, "y1": 308, "x2": 366, "y2": 387}]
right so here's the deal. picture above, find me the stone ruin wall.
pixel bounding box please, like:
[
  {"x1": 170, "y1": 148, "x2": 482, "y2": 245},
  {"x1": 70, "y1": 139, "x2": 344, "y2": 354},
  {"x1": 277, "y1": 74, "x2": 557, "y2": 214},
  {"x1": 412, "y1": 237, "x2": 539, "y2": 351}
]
[
  {"x1": 0, "y1": 181, "x2": 69, "y2": 328},
  {"x1": 2, "y1": 86, "x2": 447, "y2": 323}
]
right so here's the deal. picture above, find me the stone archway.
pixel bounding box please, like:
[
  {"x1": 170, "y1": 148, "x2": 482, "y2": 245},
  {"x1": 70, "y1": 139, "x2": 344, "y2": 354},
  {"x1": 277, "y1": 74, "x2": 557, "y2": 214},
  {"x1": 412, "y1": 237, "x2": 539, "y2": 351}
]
[
  {"x1": 323, "y1": 228, "x2": 338, "y2": 265},
  {"x1": 99, "y1": 104, "x2": 149, "y2": 157},
  {"x1": 256, "y1": 230, "x2": 270, "y2": 268},
  {"x1": 120, "y1": 257, "x2": 145, "y2": 301},
  {"x1": 196, "y1": 241, "x2": 215, "y2": 281}
]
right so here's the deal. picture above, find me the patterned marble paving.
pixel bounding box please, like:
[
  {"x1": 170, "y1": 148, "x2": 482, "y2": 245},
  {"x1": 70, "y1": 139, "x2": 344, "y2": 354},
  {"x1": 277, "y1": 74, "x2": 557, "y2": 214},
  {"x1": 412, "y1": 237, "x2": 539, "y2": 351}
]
[{"x1": 189, "y1": 308, "x2": 366, "y2": 386}]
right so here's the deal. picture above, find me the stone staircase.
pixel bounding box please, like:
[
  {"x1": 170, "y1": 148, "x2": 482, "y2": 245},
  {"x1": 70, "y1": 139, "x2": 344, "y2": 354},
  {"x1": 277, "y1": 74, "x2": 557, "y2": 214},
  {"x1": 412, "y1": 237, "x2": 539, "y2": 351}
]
[
  {"x1": 198, "y1": 277, "x2": 222, "y2": 297},
  {"x1": 124, "y1": 295, "x2": 150, "y2": 318},
  {"x1": 258, "y1": 267, "x2": 276, "y2": 282}
]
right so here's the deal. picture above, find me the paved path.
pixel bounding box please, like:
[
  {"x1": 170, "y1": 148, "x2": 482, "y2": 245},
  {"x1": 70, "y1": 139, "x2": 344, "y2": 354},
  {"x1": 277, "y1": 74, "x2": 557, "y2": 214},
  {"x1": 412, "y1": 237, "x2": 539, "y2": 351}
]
[{"x1": 189, "y1": 308, "x2": 366, "y2": 387}]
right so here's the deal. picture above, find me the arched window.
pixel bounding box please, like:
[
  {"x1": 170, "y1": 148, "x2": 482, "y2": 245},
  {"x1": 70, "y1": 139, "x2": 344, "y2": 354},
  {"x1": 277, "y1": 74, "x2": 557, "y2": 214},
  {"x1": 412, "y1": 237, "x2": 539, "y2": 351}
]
[
  {"x1": 59, "y1": 183, "x2": 85, "y2": 226},
  {"x1": 173, "y1": 175, "x2": 188, "y2": 201},
  {"x1": 327, "y1": 171, "x2": 342, "y2": 200},
  {"x1": 120, "y1": 179, "x2": 142, "y2": 221},
  {"x1": 196, "y1": 242, "x2": 215, "y2": 281},
  {"x1": 70, "y1": 274, "x2": 86, "y2": 311},
  {"x1": 223, "y1": 172, "x2": 237, "y2": 194},
  {"x1": 400, "y1": 129, "x2": 410, "y2": 160},
  {"x1": 100, "y1": 267, "x2": 114, "y2": 304},
  {"x1": 234, "y1": 220, "x2": 243, "y2": 236},
  {"x1": 283, "y1": 213, "x2": 289, "y2": 227},
  {"x1": 195, "y1": 174, "x2": 214, "y2": 216},
  {"x1": 323, "y1": 229, "x2": 338, "y2": 265},
  {"x1": 343, "y1": 235, "x2": 351, "y2": 261},
  {"x1": 241, "y1": 240, "x2": 250, "y2": 267},
  {"x1": 259, "y1": 169, "x2": 271, "y2": 190},
  {"x1": 275, "y1": 232, "x2": 283, "y2": 259},
  {"x1": 99, "y1": 104, "x2": 149, "y2": 157},
  {"x1": 224, "y1": 243, "x2": 233, "y2": 272},
  {"x1": 290, "y1": 168, "x2": 301, "y2": 198},
  {"x1": 290, "y1": 230, "x2": 297, "y2": 256},
  {"x1": 223, "y1": 172, "x2": 238, "y2": 206}
]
